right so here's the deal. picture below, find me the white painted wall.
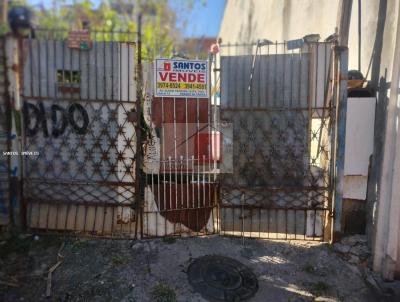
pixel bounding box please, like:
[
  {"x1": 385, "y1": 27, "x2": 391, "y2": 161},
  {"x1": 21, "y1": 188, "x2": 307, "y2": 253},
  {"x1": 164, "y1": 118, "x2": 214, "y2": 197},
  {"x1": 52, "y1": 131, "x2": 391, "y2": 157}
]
[
  {"x1": 219, "y1": 0, "x2": 399, "y2": 81},
  {"x1": 343, "y1": 97, "x2": 375, "y2": 200},
  {"x1": 373, "y1": 0, "x2": 400, "y2": 278}
]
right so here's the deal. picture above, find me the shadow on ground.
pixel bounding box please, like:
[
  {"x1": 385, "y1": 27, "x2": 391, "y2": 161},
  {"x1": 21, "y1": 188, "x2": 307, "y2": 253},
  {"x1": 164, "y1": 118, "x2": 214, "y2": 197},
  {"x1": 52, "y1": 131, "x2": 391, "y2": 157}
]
[{"x1": 0, "y1": 234, "x2": 389, "y2": 301}]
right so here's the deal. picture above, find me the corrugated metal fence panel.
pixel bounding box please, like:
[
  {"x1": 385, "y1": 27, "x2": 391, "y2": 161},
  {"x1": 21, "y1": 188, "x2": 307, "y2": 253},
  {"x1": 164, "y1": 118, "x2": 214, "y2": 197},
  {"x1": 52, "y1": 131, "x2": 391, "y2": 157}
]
[
  {"x1": 0, "y1": 36, "x2": 10, "y2": 226},
  {"x1": 23, "y1": 40, "x2": 135, "y2": 101},
  {"x1": 220, "y1": 54, "x2": 310, "y2": 109}
]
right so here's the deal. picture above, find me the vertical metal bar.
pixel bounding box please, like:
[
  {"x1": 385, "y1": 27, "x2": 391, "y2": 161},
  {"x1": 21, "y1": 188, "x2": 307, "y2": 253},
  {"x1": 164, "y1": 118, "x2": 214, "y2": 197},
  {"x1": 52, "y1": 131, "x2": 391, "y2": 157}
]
[
  {"x1": 37, "y1": 37, "x2": 42, "y2": 98},
  {"x1": 250, "y1": 207, "x2": 253, "y2": 238},
  {"x1": 232, "y1": 205, "x2": 235, "y2": 235},
  {"x1": 191, "y1": 155, "x2": 195, "y2": 209},
  {"x1": 282, "y1": 42, "x2": 286, "y2": 106},
  {"x1": 29, "y1": 35, "x2": 33, "y2": 96},
  {"x1": 322, "y1": 210, "x2": 326, "y2": 241},
  {"x1": 333, "y1": 47, "x2": 348, "y2": 240},
  {"x1": 208, "y1": 55, "x2": 212, "y2": 233},
  {"x1": 266, "y1": 44, "x2": 270, "y2": 106},
  {"x1": 298, "y1": 47, "x2": 302, "y2": 107},
  {"x1": 290, "y1": 48, "x2": 294, "y2": 107},
  {"x1": 285, "y1": 208, "x2": 288, "y2": 240},
  {"x1": 257, "y1": 46, "x2": 261, "y2": 108},
  {"x1": 314, "y1": 44, "x2": 319, "y2": 108},
  {"x1": 180, "y1": 156, "x2": 184, "y2": 235},
  {"x1": 86, "y1": 37, "x2": 90, "y2": 100},
  {"x1": 313, "y1": 209, "x2": 317, "y2": 240},
  {"x1": 93, "y1": 205, "x2": 98, "y2": 234},
  {"x1": 103, "y1": 36, "x2": 106, "y2": 100},
  {"x1": 135, "y1": 14, "x2": 144, "y2": 239},
  {"x1": 203, "y1": 154, "x2": 206, "y2": 233},
  {"x1": 45, "y1": 203, "x2": 50, "y2": 230},
  {"x1": 162, "y1": 99, "x2": 166, "y2": 235},
  {"x1": 169, "y1": 156, "x2": 172, "y2": 230},
  {"x1": 45, "y1": 34, "x2": 49, "y2": 98},
  {"x1": 274, "y1": 41, "x2": 277, "y2": 106},
  {"x1": 196, "y1": 97, "x2": 200, "y2": 235},
  {"x1": 173, "y1": 97, "x2": 178, "y2": 234},
  {"x1": 78, "y1": 35, "x2": 82, "y2": 100},
  {"x1": 69, "y1": 38, "x2": 73, "y2": 99},
  {"x1": 111, "y1": 38, "x2": 114, "y2": 101},
  {"x1": 185, "y1": 97, "x2": 189, "y2": 215},
  {"x1": 119, "y1": 33, "x2": 122, "y2": 101},
  {"x1": 94, "y1": 32, "x2": 98, "y2": 100}
]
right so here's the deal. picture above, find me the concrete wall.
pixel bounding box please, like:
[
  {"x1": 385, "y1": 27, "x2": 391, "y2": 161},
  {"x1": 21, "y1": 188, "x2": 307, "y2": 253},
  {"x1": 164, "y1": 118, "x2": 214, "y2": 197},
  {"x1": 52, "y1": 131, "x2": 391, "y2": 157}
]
[
  {"x1": 219, "y1": 0, "x2": 399, "y2": 80},
  {"x1": 373, "y1": 2, "x2": 400, "y2": 279}
]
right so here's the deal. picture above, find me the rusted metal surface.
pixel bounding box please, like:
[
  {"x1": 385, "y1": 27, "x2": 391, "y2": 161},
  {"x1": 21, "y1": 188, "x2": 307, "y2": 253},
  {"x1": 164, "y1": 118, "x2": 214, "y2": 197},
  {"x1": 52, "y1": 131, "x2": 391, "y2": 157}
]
[
  {"x1": 21, "y1": 30, "x2": 138, "y2": 237},
  {"x1": 0, "y1": 35, "x2": 11, "y2": 227},
  {"x1": 216, "y1": 42, "x2": 336, "y2": 241},
  {"x1": 17, "y1": 34, "x2": 342, "y2": 242},
  {"x1": 139, "y1": 55, "x2": 219, "y2": 237}
]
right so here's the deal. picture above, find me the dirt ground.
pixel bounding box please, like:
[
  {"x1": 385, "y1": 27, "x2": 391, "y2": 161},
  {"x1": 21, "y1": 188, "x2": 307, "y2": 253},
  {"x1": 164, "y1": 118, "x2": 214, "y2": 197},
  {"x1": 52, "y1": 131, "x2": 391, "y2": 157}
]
[{"x1": 0, "y1": 234, "x2": 394, "y2": 302}]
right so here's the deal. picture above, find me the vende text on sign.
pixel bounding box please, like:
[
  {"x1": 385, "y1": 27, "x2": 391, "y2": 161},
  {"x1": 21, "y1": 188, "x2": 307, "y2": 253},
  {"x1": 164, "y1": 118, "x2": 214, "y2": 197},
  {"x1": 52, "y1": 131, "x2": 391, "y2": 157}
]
[{"x1": 154, "y1": 58, "x2": 209, "y2": 98}]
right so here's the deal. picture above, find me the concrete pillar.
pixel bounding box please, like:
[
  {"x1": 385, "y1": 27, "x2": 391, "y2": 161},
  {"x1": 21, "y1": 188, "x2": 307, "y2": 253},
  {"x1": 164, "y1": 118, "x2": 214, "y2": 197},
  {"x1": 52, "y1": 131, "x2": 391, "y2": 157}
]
[
  {"x1": 373, "y1": 0, "x2": 400, "y2": 280},
  {"x1": 4, "y1": 35, "x2": 23, "y2": 228}
]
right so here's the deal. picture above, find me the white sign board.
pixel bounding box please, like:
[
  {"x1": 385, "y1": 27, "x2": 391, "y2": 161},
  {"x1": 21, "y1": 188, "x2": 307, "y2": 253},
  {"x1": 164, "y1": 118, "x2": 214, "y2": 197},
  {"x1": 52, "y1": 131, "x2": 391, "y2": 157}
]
[{"x1": 154, "y1": 58, "x2": 209, "y2": 98}]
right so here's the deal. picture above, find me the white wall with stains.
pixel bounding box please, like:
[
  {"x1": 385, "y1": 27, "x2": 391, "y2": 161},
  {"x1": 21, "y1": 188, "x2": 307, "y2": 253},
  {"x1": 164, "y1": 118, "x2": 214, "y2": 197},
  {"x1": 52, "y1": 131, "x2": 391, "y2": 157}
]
[{"x1": 219, "y1": 0, "x2": 399, "y2": 81}]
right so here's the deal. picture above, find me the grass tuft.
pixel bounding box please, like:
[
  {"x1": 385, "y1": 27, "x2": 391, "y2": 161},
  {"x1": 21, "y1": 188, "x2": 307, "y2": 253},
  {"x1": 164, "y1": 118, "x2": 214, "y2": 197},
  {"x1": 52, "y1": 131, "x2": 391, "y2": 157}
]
[
  {"x1": 312, "y1": 281, "x2": 330, "y2": 292},
  {"x1": 151, "y1": 283, "x2": 177, "y2": 302},
  {"x1": 162, "y1": 237, "x2": 176, "y2": 244},
  {"x1": 302, "y1": 264, "x2": 315, "y2": 274}
]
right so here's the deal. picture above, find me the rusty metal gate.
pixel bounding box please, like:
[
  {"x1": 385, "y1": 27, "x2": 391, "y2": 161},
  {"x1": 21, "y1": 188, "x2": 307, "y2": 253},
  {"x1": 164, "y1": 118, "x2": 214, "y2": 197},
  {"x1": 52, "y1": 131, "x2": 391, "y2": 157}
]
[
  {"x1": 21, "y1": 30, "x2": 139, "y2": 238},
  {"x1": 214, "y1": 41, "x2": 336, "y2": 241},
  {"x1": 18, "y1": 31, "x2": 339, "y2": 241},
  {"x1": 140, "y1": 60, "x2": 219, "y2": 238}
]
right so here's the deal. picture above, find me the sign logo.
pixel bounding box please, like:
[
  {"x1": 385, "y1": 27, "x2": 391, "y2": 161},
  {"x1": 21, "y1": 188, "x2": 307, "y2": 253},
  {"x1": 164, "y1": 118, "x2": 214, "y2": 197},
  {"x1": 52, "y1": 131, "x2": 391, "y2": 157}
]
[
  {"x1": 163, "y1": 62, "x2": 171, "y2": 71},
  {"x1": 154, "y1": 58, "x2": 209, "y2": 98}
]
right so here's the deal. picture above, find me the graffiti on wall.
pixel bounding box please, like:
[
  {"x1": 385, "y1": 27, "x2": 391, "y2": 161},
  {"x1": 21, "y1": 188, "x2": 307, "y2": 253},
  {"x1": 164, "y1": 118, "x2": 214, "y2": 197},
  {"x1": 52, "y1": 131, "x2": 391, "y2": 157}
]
[{"x1": 23, "y1": 102, "x2": 89, "y2": 137}]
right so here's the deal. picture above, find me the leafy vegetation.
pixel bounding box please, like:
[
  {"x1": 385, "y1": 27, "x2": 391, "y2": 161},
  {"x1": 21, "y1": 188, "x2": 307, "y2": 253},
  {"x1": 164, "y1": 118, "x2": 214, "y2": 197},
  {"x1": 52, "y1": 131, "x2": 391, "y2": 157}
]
[{"x1": 2, "y1": 0, "x2": 202, "y2": 60}]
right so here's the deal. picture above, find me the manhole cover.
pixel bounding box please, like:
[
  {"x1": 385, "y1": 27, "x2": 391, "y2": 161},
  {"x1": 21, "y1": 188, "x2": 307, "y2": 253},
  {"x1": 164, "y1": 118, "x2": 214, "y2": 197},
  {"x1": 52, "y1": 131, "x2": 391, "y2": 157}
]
[{"x1": 187, "y1": 255, "x2": 258, "y2": 301}]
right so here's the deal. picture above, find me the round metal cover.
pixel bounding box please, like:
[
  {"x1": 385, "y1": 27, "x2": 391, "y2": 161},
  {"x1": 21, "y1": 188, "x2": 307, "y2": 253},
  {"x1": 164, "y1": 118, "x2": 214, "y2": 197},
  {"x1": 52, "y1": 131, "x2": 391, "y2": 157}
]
[{"x1": 187, "y1": 255, "x2": 258, "y2": 301}]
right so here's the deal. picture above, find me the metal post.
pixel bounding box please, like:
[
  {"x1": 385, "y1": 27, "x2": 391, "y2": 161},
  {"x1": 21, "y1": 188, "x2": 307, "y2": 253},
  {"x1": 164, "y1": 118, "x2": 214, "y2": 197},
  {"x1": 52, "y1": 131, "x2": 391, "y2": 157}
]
[
  {"x1": 370, "y1": 0, "x2": 388, "y2": 91},
  {"x1": 333, "y1": 46, "x2": 348, "y2": 241},
  {"x1": 135, "y1": 12, "x2": 143, "y2": 239}
]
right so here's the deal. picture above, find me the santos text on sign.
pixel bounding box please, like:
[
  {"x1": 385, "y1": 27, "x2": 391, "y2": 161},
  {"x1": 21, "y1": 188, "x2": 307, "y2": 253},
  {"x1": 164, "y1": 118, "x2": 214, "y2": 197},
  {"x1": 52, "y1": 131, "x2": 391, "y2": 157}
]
[{"x1": 154, "y1": 58, "x2": 209, "y2": 98}]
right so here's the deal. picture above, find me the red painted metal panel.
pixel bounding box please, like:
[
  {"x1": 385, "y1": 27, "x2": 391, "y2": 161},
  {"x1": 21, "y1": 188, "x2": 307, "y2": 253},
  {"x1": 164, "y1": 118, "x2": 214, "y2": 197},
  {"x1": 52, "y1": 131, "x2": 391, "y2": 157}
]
[
  {"x1": 153, "y1": 183, "x2": 216, "y2": 232},
  {"x1": 195, "y1": 132, "x2": 222, "y2": 163}
]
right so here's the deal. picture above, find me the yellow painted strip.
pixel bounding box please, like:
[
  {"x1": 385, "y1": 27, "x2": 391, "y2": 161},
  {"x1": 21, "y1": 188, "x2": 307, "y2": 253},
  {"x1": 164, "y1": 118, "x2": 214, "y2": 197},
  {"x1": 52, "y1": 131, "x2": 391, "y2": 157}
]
[{"x1": 157, "y1": 82, "x2": 207, "y2": 90}]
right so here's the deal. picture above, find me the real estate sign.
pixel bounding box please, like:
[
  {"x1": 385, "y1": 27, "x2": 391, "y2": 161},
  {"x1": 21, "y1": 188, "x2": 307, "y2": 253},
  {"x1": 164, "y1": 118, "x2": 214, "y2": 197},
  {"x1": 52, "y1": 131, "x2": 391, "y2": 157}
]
[{"x1": 154, "y1": 58, "x2": 209, "y2": 98}]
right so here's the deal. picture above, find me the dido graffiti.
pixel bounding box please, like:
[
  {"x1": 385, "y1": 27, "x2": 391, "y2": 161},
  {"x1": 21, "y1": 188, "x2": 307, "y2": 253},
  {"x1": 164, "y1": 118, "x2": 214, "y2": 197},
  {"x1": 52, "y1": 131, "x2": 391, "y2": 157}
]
[{"x1": 23, "y1": 102, "x2": 89, "y2": 137}]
